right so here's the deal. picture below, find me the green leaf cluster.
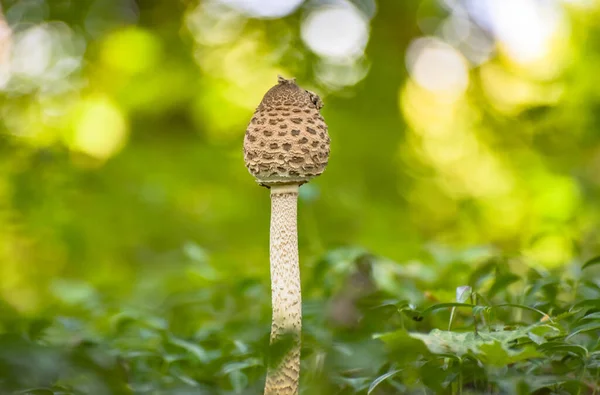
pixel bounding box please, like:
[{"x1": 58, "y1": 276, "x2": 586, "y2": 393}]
[{"x1": 0, "y1": 249, "x2": 599, "y2": 394}]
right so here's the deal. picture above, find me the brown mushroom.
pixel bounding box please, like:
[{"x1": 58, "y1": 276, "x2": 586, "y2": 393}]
[{"x1": 243, "y1": 76, "x2": 330, "y2": 395}]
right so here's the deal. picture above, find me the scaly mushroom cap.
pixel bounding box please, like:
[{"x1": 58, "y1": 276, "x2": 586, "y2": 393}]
[{"x1": 243, "y1": 76, "x2": 330, "y2": 187}]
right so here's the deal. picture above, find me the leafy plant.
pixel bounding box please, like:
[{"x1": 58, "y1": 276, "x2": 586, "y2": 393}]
[{"x1": 0, "y1": 248, "x2": 598, "y2": 394}]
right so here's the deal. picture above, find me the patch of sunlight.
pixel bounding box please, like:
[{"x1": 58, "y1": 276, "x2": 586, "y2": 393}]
[
  {"x1": 468, "y1": 0, "x2": 565, "y2": 64},
  {"x1": 0, "y1": 237, "x2": 40, "y2": 314},
  {"x1": 101, "y1": 26, "x2": 161, "y2": 74},
  {"x1": 401, "y1": 80, "x2": 468, "y2": 136},
  {"x1": 0, "y1": 91, "x2": 79, "y2": 146},
  {"x1": 438, "y1": 12, "x2": 495, "y2": 66},
  {"x1": 71, "y1": 96, "x2": 128, "y2": 160},
  {"x1": 7, "y1": 22, "x2": 84, "y2": 93},
  {"x1": 11, "y1": 24, "x2": 53, "y2": 79},
  {"x1": 560, "y1": 0, "x2": 599, "y2": 10},
  {"x1": 0, "y1": 15, "x2": 11, "y2": 89},
  {"x1": 400, "y1": 80, "x2": 516, "y2": 200},
  {"x1": 185, "y1": 0, "x2": 247, "y2": 46},
  {"x1": 406, "y1": 37, "x2": 470, "y2": 101},
  {"x1": 189, "y1": 80, "x2": 253, "y2": 143},
  {"x1": 194, "y1": 32, "x2": 286, "y2": 108},
  {"x1": 479, "y1": 62, "x2": 564, "y2": 115},
  {"x1": 39, "y1": 90, "x2": 80, "y2": 129},
  {"x1": 438, "y1": 152, "x2": 515, "y2": 199},
  {"x1": 524, "y1": 233, "x2": 573, "y2": 268},
  {"x1": 301, "y1": 1, "x2": 369, "y2": 61},
  {"x1": 480, "y1": 194, "x2": 528, "y2": 237},
  {"x1": 531, "y1": 174, "x2": 580, "y2": 222},
  {"x1": 188, "y1": 29, "x2": 288, "y2": 142},
  {"x1": 1, "y1": 286, "x2": 39, "y2": 314},
  {"x1": 219, "y1": 0, "x2": 304, "y2": 18},
  {"x1": 2, "y1": 100, "x2": 39, "y2": 138},
  {"x1": 501, "y1": 27, "x2": 571, "y2": 81},
  {"x1": 221, "y1": 38, "x2": 288, "y2": 109},
  {"x1": 314, "y1": 57, "x2": 370, "y2": 89}
]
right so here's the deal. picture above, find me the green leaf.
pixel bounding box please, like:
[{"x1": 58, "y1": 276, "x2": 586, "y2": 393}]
[
  {"x1": 573, "y1": 299, "x2": 600, "y2": 310},
  {"x1": 375, "y1": 329, "x2": 432, "y2": 362},
  {"x1": 399, "y1": 325, "x2": 547, "y2": 362},
  {"x1": 491, "y1": 303, "x2": 552, "y2": 321},
  {"x1": 488, "y1": 273, "x2": 522, "y2": 299},
  {"x1": 566, "y1": 322, "x2": 600, "y2": 340},
  {"x1": 539, "y1": 342, "x2": 588, "y2": 359},
  {"x1": 419, "y1": 303, "x2": 475, "y2": 318},
  {"x1": 478, "y1": 341, "x2": 542, "y2": 366},
  {"x1": 367, "y1": 369, "x2": 402, "y2": 394},
  {"x1": 409, "y1": 330, "x2": 478, "y2": 356},
  {"x1": 229, "y1": 370, "x2": 248, "y2": 393},
  {"x1": 527, "y1": 324, "x2": 563, "y2": 345},
  {"x1": 15, "y1": 389, "x2": 55, "y2": 395},
  {"x1": 582, "y1": 256, "x2": 600, "y2": 270},
  {"x1": 455, "y1": 286, "x2": 472, "y2": 303},
  {"x1": 221, "y1": 358, "x2": 262, "y2": 375},
  {"x1": 468, "y1": 259, "x2": 498, "y2": 288},
  {"x1": 172, "y1": 372, "x2": 199, "y2": 387},
  {"x1": 399, "y1": 305, "x2": 423, "y2": 321},
  {"x1": 168, "y1": 336, "x2": 210, "y2": 363},
  {"x1": 581, "y1": 312, "x2": 600, "y2": 321},
  {"x1": 27, "y1": 319, "x2": 53, "y2": 341}
]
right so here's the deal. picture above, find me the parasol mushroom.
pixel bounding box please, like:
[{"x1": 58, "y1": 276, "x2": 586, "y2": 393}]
[{"x1": 243, "y1": 76, "x2": 330, "y2": 394}]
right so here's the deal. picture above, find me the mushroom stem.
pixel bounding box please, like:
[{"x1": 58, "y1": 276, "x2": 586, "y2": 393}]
[{"x1": 265, "y1": 184, "x2": 301, "y2": 395}]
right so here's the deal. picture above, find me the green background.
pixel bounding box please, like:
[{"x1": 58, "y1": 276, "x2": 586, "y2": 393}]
[{"x1": 0, "y1": 0, "x2": 599, "y2": 393}]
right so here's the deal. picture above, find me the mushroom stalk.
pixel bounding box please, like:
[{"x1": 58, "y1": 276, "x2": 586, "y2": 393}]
[
  {"x1": 243, "y1": 76, "x2": 329, "y2": 394},
  {"x1": 265, "y1": 184, "x2": 301, "y2": 395}
]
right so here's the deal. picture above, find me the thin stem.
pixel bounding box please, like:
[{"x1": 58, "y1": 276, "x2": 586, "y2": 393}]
[
  {"x1": 265, "y1": 184, "x2": 301, "y2": 395},
  {"x1": 459, "y1": 361, "x2": 463, "y2": 395},
  {"x1": 449, "y1": 307, "x2": 456, "y2": 331},
  {"x1": 577, "y1": 363, "x2": 587, "y2": 395},
  {"x1": 470, "y1": 292, "x2": 478, "y2": 336}
]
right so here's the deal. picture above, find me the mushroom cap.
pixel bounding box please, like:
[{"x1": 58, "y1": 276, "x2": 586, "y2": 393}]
[{"x1": 243, "y1": 76, "x2": 330, "y2": 187}]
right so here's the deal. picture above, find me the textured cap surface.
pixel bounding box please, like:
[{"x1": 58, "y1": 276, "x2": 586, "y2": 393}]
[{"x1": 243, "y1": 77, "x2": 330, "y2": 187}]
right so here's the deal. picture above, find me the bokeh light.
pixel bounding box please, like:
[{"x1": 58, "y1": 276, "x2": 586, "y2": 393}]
[
  {"x1": 12, "y1": 25, "x2": 54, "y2": 79},
  {"x1": 301, "y1": 1, "x2": 369, "y2": 61},
  {"x1": 467, "y1": 0, "x2": 566, "y2": 64},
  {"x1": 0, "y1": 1, "x2": 599, "y2": 391},
  {"x1": 5, "y1": 22, "x2": 84, "y2": 94},
  {"x1": 0, "y1": 14, "x2": 11, "y2": 88},
  {"x1": 219, "y1": 0, "x2": 304, "y2": 18},
  {"x1": 186, "y1": 0, "x2": 247, "y2": 46},
  {"x1": 559, "y1": 0, "x2": 598, "y2": 8},
  {"x1": 406, "y1": 37, "x2": 470, "y2": 99},
  {"x1": 71, "y1": 96, "x2": 128, "y2": 160},
  {"x1": 479, "y1": 62, "x2": 564, "y2": 114},
  {"x1": 313, "y1": 57, "x2": 370, "y2": 89},
  {"x1": 100, "y1": 27, "x2": 161, "y2": 74}
]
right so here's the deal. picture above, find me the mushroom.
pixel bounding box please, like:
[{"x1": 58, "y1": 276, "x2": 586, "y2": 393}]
[{"x1": 243, "y1": 76, "x2": 330, "y2": 394}]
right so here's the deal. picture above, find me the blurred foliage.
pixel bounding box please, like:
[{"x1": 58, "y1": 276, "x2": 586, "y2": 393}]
[
  {"x1": 1, "y1": 246, "x2": 600, "y2": 393},
  {"x1": 1, "y1": 0, "x2": 600, "y2": 393}
]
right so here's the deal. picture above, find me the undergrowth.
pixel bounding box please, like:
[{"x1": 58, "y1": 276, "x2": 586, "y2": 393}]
[{"x1": 0, "y1": 246, "x2": 599, "y2": 394}]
